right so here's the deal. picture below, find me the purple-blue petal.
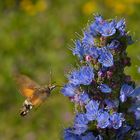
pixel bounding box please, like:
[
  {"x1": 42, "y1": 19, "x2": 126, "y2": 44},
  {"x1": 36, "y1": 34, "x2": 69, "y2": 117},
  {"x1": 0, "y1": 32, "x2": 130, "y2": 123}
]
[
  {"x1": 88, "y1": 46, "x2": 99, "y2": 59},
  {"x1": 120, "y1": 84, "x2": 134, "y2": 102},
  {"x1": 97, "y1": 110, "x2": 110, "y2": 128},
  {"x1": 85, "y1": 100, "x2": 100, "y2": 121},
  {"x1": 104, "y1": 99, "x2": 119, "y2": 110},
  {"x1": 98, "y1": 47, "x2": 114, "y2": 67},
  {"x1": 129, "y1": 87, "x2": 140, "y2": 98},
  {"x1": 99, "y1": 20, "x2": 116, "y2": 37},
  {"x1": 68, "y1": 66, "x2": 94, "y2": 86},
  {"x1": 79, "y1": 92, "x2": 90, "y2": 104},
  {"x1": 73, "y1": 124, "x2": 88, "y2": 135},
  {"x1": 74, "y1": 113, "x2": 89, "y2": 135},
  {"x1": 73, "y1": 40, "x2": 85, "y2": 59},
  {"x1": 90, "y1": 15, "x2": 104, "y2": 37},
  {"x1": 110, "y1": 113, "x2": 124, "y2": 129},
  {"x1": 61, "y1": 83, "x2": 77, "y2": 97},
  {"x1": 116, "y1": 19, "x2": 126, "y2": 36},
  {"x1": 64, "y1": 128, "x2": 81, "y2": 140},
  {"x1": 82, "y1": 32, "x2": 94, "y2": 46},
  {"x1": 98, "y1": 84, "x2": 112, "y2": 93},
  {"x1": 107, "y1": 40, "x2": 120, "y2": 49},
  {"x1": 86, "y1": 100, "x2": 100, "y2": 112},
  {"x1": 74, "y1": 113, "x2": 89, "y2": 125}
]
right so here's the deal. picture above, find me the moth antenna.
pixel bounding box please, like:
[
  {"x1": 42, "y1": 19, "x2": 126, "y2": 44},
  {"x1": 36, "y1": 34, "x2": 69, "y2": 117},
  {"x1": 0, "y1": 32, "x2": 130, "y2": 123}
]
[
  {"x1": 48, "y1": 66, "x2": 54, "y2": 86},
  {"x1": 49, "y1": 68, "x2": 52, "y2": 84},
  {"x1": 48, "y1": 68, "x2": 60, "y2": 88}
]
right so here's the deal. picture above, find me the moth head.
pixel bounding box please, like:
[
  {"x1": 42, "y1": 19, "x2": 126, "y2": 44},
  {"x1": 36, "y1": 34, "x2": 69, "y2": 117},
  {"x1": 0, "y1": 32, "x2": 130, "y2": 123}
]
[
  {"x1": 42, "y1": 84, "x2": 56, "y2": 93},
  {"x1": 48, "y1": 85, "x2": 56, "y2": 91}
]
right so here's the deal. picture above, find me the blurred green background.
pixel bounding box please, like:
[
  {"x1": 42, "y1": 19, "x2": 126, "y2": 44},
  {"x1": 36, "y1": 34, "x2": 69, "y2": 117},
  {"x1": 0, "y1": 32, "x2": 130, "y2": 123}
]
[{"x1": 0, "y1": 0, "x2": 140, "y2": 139}]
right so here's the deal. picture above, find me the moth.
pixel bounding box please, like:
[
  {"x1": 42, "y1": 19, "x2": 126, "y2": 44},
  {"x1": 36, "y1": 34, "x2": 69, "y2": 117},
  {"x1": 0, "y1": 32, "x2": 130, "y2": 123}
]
[{"x1": 14, "y1": 74, "x2": 56, "y2": 116}]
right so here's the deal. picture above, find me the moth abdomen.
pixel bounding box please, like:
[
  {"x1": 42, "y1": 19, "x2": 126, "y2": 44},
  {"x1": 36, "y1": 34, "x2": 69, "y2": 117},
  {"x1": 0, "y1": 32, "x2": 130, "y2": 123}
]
[{"x1": 20, "y1": 100, "x2": 33, "y2": 116}]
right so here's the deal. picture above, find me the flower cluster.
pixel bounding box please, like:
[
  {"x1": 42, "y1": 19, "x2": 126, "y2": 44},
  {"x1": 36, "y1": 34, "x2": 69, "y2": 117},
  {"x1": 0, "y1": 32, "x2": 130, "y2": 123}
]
[{"x1": 61, "y1": 15, "x2": 140, "y2": 139}]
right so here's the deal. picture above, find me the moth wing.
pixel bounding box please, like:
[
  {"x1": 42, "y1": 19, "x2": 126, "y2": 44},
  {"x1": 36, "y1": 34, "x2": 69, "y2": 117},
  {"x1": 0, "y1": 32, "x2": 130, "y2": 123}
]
[{"x1": 14, "y1": 74, "x2": 40, "y2": 98}]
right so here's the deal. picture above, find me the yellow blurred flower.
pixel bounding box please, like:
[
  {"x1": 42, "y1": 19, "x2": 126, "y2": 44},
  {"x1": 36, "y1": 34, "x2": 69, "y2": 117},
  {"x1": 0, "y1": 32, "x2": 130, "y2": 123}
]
[
  {"x1": 114, "y1": 2, "x2": 134, "y2": 15},
  {"x1": 20, "y1": 0, "x2": 47, "y2": 16},
  {"x1": 105, "y1": 0, "x2": 135, "y2": 15},
  {"x1": 82, "y1": 1, "x2": 98, "y2": 15},
  {"x1": 114, "y1": 3, "x2": 126, "y2": 14},
  {"x1": 35, "y1": 0, "x2": 47, "y2": 12}
]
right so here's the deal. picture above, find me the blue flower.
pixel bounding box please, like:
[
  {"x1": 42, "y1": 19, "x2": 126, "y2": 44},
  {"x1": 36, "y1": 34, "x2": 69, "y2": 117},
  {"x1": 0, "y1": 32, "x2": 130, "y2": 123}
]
[
  {"x1": 90, "y1": 15, "x2": 104, "y2": 37},
  {"x1": 98, "y1": 84, "x2": 112, "y2": 93},
  {"x1": 68, "y1": 66, "x2": 94, "y2": 86},
  {"x1": 107, "y1": 40, "x2": 120, "y2": 49},
  {"x1": 90, "y1": 15, "x2": 116, "y2": 37},
  {"x1": 73, "y1": 40, "x2": 85, "y2": 60},
  {"x1": 99, "y1": 20, "x2": 116, "y2": 37},
  {"x1": 81, "y1": 132, "x2": 96, "y2": 140},
  {"x1": 63, "y1": 15, "x2": 135, "y2": 139},
  {"x1": 94, "y1": 15, "x2": 104, "y2": 23},
  {"x1": 64, "y1": 129, "x2": 102, "y2": 140},
  {"x1": 82, "y1": 32, "x2": 94, "y2": 47},
  {"x1": 116, "y1": 19, "x2": 126, "y2": 36},
  {"x1": 74, "y1": 113, "x2": 89, "y2": 125},
  {"x1": 74, "y1": 113, "x2": 89, "y2": 135},
  {"x1": 97, "y1": 110, "x2": 110, "y2": 128},
  {"x1": 120, "y1": 84, "x2": 134, "y2": 102},
  {"x1": 64, "y1": 128, "x2": 81, "y2": 140},
  {"x1": 85, "y1": 100, "x2": 100, "y2": 121},
  {"x1": 110, "y1": 113, "x2": 124, "y2": 129},
  {"x1": 104, "y1": 99, "x2": 119, "y2": 110},
  {"x1": 98, "y1": 47, "x2": 114, "y2": 67},
  {"x1": 86, "y1": 46, "x2": 99, "y2": 59},
  {"x1": 74, "y1": 123, "x2": 88, "y2": 135},
  {"x1": 79, "y1": 92, "x2": 90, "y2": 104},
  {"x1": 61, "y1": 83, "x2": 77, "y2": 97},
  {"x1": 129, "y1": 87, "x2": 140, "y2": 99}
]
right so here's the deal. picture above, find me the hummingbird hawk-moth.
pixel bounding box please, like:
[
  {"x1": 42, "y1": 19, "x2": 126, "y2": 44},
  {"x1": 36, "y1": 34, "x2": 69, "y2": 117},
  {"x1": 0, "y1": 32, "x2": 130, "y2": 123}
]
[{"x1": 14, "y1": 74, "x2": 56, "y2": 116}]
